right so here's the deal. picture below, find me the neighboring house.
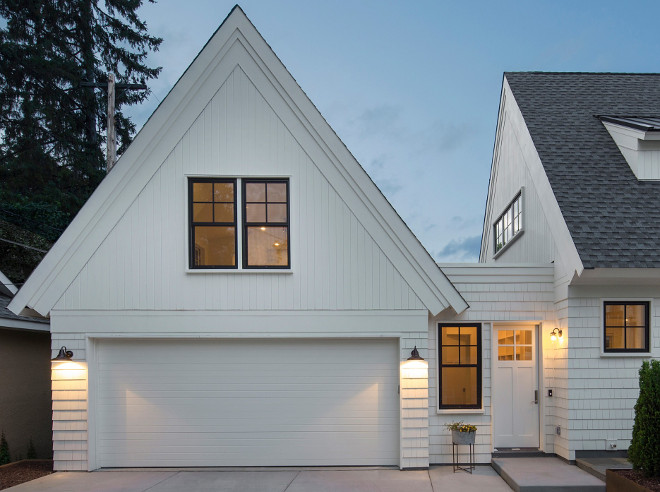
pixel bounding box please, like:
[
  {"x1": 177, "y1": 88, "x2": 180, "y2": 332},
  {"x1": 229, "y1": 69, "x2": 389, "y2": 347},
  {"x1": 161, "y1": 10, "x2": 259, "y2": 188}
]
[
  {"x1": 479, "y1": 72, "x2": 660, "y2": 461},
  {"x1": 7, "y1": 7, "x2": 658, "y2": 471},
  {"x1": 0, "y1": 270, "x2": 51, "y2": 460}
]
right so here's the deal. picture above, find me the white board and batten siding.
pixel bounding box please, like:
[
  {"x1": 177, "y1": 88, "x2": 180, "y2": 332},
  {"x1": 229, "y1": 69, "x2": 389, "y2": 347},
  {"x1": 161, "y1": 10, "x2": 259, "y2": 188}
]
[
  {"x1": 52, "y1": 66, "x2": 425, "y2": 315},
  {"x1": 428, "y1": 264, "x2": 556, "y2": 463},
  {"x1": 480, "y1": 79, "x2": 581, "y2": 278}
]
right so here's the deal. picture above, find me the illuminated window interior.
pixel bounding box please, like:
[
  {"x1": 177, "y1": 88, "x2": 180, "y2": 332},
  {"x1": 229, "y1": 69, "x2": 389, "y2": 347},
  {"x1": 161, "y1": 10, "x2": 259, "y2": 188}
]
[
  {"x1": 604, "y1": 301, "x2": 649, "y2": 352},
  {"x1": 438, "y1": 324, "x2": 481, "y2": 409}
]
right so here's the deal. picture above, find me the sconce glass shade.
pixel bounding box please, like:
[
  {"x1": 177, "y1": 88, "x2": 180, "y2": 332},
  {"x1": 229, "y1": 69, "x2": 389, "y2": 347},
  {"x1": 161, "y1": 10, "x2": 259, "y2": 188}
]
[
  {"x1": 550, "y1": 328, "x2": 563, "y2": 342},
  {"x1": 52, "y1": 346, "x2": 73, "y2": 362},
  {"x1": 407, "y1": 346, "x2": 424, "y2": 361}
]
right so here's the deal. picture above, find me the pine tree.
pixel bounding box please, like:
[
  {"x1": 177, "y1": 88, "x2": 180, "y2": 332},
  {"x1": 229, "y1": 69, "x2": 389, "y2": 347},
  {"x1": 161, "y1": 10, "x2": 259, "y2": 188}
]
[{"x1": 0, "y1": 0, "x2": 162, "y2": 236}]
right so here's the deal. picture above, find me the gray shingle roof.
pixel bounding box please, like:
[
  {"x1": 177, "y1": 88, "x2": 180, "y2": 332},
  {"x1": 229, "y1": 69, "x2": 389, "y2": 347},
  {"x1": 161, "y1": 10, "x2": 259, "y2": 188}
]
[
  {"x1": 0, "y1": 294, "x2": 49, "y2": 325},
  {"x1": 505, "y1": 72, "x2": 660, "y2": 268}
]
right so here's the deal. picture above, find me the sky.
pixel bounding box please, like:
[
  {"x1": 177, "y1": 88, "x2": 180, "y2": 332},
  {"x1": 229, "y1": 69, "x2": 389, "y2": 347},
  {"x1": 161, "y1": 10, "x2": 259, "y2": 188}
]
[{"x1": 125, "y1": 0, "x2": 660, "y2": 263}]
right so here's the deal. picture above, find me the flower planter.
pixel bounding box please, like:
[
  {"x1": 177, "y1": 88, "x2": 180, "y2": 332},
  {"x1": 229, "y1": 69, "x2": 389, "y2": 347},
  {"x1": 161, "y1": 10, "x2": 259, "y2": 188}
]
[
  {"x1": 606, "y1": 469, "x2": 654, "y2": 492},
  {"x1": 452, "y1": 430, "x2": 476, "y2": 445}
]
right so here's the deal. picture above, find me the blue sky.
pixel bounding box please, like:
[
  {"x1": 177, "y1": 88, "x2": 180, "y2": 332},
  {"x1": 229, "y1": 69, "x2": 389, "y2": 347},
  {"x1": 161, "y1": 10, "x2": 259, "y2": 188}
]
[{"x1": 127, "y1": 0, "x2": 660, "y2": 262}]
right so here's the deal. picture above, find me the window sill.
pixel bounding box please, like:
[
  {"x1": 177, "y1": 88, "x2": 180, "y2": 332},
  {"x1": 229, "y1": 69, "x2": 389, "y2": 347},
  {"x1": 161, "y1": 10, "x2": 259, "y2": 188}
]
[
  {"x1": 493, "y1": 229, "x2": 524, "y2": 260},
  {"x1": 186, "y1": 269, "x2": 293, "y2": 274},
  {"x1": 437, "y1": 408, "x2": 485, "y2": 415},
  {"x1": 600, "y1": 351, "x2": 652, "y2": 358}
]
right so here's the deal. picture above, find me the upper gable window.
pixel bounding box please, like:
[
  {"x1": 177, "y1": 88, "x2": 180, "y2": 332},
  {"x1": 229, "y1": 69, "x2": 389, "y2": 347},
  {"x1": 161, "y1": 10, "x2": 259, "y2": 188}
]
[
  {"x1": 494, "y1": 192, "x2": 522, "y2": 255},
  {"x1": 188, "y1": 178, "x2": 290, "y2": 270},
  {"x1": 604, "y1": 301, "x2": 650, "y2": 353}
]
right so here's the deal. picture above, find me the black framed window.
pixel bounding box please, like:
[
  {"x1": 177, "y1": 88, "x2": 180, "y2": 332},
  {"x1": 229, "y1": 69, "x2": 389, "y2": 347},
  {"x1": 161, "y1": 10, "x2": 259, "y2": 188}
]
[
  {"x1": 604, "y1": 301, "x2": 650, "y2": 353},
  {"x1": 242, "y1": 179, "x2": 290, "y2": 268},
  {"x1": 189, "y1": 178, "x2": 237, "y2": 268},
  {"x1": 438, "y1": 324, "x2": 482, "y2": 409},
  {"x1": 494, "y1": 192, "x2": 522, "y2": 254}
]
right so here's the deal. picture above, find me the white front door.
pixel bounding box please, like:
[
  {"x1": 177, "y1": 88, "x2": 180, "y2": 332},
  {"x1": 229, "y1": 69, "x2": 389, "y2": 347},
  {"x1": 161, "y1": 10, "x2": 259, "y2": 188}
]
[{"x1": 493, "y1": 325, "x2": 539, "y2": 448}]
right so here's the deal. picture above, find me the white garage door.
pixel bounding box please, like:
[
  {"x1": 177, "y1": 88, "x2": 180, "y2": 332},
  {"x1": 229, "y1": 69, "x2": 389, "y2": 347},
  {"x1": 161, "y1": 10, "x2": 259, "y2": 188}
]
[{"x1": 96, "y1": 338, "x2": 399, "y2": 467}]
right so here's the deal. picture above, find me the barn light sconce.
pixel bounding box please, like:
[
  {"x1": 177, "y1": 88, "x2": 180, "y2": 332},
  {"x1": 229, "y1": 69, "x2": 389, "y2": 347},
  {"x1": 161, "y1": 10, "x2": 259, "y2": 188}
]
[
  {"x1": 52, "y1": 346, "x2": 73, "y2": 362},
  {"x1": 550, "y1": 328, "x2": 563, "y2": 342},
  {"x1": 407, "y1": 346, "x2": 424, "y2": 361}
]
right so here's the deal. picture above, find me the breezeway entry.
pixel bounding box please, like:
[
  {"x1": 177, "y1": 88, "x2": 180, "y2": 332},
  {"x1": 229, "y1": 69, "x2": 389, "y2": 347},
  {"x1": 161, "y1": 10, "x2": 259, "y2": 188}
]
[{"x1": 94, "y1": 338, "x2": 400, "y2": 467}]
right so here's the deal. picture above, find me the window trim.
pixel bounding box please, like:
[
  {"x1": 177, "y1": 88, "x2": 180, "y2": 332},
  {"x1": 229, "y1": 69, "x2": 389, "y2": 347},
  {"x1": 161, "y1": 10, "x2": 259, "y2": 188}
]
[
  {"x1": 493, "y1": 189, "x2": 523, "y2": 257},
  {"x1": 242, "y1": 178, "x2": 291, "y2": 270},
  {"x1": 188, "y1": 177, "x2": 238, "y2": 270},
  {"x1": 602, "y1": 300, "x2": 650, "y2": 354},
  {"x1": 437, "y1": 323, "x2": 482, "y2": 410}
]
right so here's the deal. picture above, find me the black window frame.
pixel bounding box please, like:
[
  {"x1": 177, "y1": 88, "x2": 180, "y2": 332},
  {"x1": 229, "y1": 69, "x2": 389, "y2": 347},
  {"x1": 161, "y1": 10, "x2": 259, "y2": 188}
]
[
  {"x1": 437, "y1": 323, "x2": 482, "y2": 410},
  {"x1": 494, "y1": 192, "x2": 522, "y2": 255},
  {"x1": 603, "y1": 301, "x2": 650, "y2": 353},
  {"x1": 242, "y1": 178, "x2": 290, "y2": 269},
  {"x1": 188, "y1": 177, "x2": 238, "y2": 269}
]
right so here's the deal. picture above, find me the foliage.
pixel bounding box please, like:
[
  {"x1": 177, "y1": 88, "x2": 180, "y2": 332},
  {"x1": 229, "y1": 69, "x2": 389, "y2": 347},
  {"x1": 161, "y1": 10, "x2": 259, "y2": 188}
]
[
  {"x1": 0, "y1": 0, "x2": 162, "y2": 242},
  {"x1": 0, "y1": 219, "x2": 51, "y2": 285},
  {"x1": 26, "y1": 438, "x2": 37, "y2": 460},
  {"x1": 0, "y1": 431, "x2": 10, "y2": 465},
  {"x1": 444, "y1": 421, "x2": 477, "y2": 433},
  {"x1": 629, "y1": 360, "x2": 660, "y2": 477}
]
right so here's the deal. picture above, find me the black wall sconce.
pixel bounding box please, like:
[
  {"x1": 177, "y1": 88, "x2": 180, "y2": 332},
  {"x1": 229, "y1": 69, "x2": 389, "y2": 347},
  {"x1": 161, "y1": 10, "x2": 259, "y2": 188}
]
[
  {"x1": 407, "y1": 346, "x2": 424, "y2": 361},
  {"x1": 52, "y1": 346, "x2": 73, "y2": 361}
]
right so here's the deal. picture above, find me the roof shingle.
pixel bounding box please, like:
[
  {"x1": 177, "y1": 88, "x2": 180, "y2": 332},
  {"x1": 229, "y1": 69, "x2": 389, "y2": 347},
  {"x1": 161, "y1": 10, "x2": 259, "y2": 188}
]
[{"x1": 505, "y1": 72, "x2": 660, "y2": 268}]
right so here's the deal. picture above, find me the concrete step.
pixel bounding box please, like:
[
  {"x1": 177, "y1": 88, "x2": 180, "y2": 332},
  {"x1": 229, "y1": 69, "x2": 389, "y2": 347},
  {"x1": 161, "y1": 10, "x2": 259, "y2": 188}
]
[
  {"x1": 491, "y1": 457, "x2": 605, "y2": 492},
  {"x1": 576, "y1": 456, "x2": 631, "y2": 482}
]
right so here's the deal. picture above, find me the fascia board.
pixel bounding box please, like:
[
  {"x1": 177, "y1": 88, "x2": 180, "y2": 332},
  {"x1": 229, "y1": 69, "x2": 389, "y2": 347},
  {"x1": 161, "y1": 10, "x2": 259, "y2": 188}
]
[
  {"x1": 0, "y1": 318, "x2": 49, "y2": 332},
  {"x1": 0, "y1": 270, "x2": 17, "y2": 297},
  {"x1": 480, "y1": 78, "x2": 507, "y2": 262},
  {"x1": 501, "y1": 77, "x2": 583, "y2": 276},
  {"x1": 234, "y1": 14, "x2": 467, "y2": 316},
  {"x1": 10, "y1": 7, "x2": 466, "y2": 317}
]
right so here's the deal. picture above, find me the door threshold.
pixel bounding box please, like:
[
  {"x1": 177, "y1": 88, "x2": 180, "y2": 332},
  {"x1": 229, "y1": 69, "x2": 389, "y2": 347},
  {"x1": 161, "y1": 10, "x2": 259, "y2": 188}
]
[{"x1": 492, "y1": 448, "x2": 546, "y2": 458}]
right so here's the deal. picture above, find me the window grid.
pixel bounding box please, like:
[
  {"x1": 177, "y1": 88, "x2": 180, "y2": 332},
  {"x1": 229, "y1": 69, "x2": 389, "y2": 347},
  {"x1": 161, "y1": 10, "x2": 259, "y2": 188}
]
[
  {"x1": 604, "y1": 301, "x2": 650, "y2": 353},
  {"x1": 242, "y1": 178, "x2": 290, "y2": 269},
  {"x1": 494, "y1": 193, "x2": 522, "y2": 254},
  {"x1": 189, "y1": 178, "x2": 237, "y2": 269},
  {"x1": 438, "y1": 324, "x2": 482, "y2": 410}
]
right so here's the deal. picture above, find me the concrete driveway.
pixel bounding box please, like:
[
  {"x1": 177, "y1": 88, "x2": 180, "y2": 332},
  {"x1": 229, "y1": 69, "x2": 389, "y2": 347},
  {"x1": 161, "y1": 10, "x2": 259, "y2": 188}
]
[{"x1": 5, "y1": 466, "x2": 513, "y2": 492}]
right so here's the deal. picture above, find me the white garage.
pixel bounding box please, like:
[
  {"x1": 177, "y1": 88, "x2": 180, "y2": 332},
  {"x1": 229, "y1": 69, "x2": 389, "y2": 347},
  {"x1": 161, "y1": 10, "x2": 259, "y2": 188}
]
[{"x1": 95, "y1": 338, "x2": 400, "y2": 467}]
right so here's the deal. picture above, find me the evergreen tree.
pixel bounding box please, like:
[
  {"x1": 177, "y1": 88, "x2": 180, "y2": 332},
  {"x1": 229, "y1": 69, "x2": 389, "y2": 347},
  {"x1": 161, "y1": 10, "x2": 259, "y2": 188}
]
[
  {"x1": 0, "y1": 0, "x2": 161, "y2": 238},
  {"x1": 0, "y1": 431, "x2": 10, "y2": 465}
]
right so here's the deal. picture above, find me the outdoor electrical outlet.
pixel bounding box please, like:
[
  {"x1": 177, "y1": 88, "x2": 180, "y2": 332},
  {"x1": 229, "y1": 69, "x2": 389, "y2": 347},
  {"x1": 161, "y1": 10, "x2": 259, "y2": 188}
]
[
  {"x1": 548, "y1": 389, "x2": 553, "y2": 397},
  {"x1": 607, "y1": 440, "x2": 617, "y2": 450},
  {"x1": 556, "y1": 426, "x2": 561, "y2": 436}
]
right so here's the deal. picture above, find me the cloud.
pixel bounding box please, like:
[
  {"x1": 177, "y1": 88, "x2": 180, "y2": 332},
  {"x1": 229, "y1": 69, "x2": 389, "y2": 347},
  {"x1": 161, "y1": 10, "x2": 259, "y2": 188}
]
[
  {"x1": 433, "y1": 235, "x2": 482, "y2": 262},
  {"x1": 354, "y1": 105, "x2": 403, "y2": 140}
]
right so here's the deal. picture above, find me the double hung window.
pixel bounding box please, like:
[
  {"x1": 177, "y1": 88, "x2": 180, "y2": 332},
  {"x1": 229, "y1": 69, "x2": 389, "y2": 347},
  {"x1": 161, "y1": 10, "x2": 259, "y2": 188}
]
[
  {"x1": 189, "y1": 177, "x2": 290, "y2": 269},
  {"x1": 438, "y1": 324, "x2": 482, "y2": 409}
]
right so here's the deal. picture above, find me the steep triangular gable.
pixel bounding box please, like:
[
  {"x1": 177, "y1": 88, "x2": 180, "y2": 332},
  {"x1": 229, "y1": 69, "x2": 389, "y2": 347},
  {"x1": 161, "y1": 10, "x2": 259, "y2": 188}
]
[
  {"x1": 479, "y1": 76, "x2": 582, "y2": 276},
  {"x1": 10, "y1": 6, "x2": 466, "y2": 317}
]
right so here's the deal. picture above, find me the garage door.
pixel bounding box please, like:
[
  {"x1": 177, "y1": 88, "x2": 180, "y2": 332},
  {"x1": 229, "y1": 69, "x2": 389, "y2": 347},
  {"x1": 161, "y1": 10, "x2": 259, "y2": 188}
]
[{"x1": 96, "y1": 338, "x2": 399, "y2": 467}]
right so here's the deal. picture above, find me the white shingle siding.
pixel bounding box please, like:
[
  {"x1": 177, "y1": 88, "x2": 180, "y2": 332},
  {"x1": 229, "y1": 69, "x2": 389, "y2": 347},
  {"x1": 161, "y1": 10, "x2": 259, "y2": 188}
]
[
  {"x1": 429, "y1": 264, "x2": 555, "y2": 463},
  {"x1": 564, "y1": 293, "x2": 660, "y2": 458},
  {"x1": 51, "y1": 335, "x2": 88, "y2": 471}
]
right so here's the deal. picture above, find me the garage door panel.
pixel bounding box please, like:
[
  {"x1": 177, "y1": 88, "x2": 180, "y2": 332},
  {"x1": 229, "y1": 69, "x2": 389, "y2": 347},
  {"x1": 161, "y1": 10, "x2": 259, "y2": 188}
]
[{"x1": 97, "y1": 339, "x2": 399, "y2": 467}]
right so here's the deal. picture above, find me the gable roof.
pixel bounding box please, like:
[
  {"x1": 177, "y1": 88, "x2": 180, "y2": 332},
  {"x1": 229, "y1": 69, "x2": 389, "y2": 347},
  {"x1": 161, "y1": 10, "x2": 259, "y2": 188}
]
[
  {"x1": 9, "y1": 6, "x2": 467, "y2": 317},
  {"x1": 505, "y1": 72, "x2": 660, "y2": 269}
]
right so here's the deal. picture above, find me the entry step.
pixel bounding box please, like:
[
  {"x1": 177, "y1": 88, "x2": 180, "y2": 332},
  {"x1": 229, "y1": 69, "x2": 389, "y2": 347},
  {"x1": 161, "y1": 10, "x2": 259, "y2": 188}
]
[{"x1": 491, "y1": 457, "x2": 605, "y2": 492}]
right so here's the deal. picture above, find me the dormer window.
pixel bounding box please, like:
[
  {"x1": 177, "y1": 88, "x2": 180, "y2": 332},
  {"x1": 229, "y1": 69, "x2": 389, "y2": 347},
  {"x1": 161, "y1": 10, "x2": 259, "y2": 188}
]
[
  {"x1": 494, "y1": 192, "x2": 522, "y2": 255},
  {"x1": 600, "y1": 116, "x2": 660, "y2": 180}
]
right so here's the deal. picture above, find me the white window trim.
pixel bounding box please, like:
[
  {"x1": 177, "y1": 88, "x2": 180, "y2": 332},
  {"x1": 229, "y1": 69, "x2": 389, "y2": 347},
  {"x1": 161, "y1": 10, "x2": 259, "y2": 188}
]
[
  {"x1": 600, "y1": 297, "x2": 653, "y2": 357},
  {"x1": 184, "y1": 174, "x2": 293, "y2": 273},
  {"x1": 493, "y1": 187, "x2": 524, "y2": 259}
]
